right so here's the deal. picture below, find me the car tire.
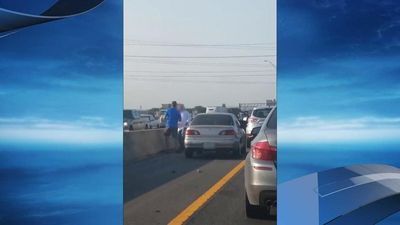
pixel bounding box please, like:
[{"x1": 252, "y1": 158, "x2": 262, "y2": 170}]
[
  {"x1": 145, "y1": 125, "x2": 149, "y2": 129},
  {"x1": 245, "y1": 193, "x2": 267, "y2": 218},
  {"x1": 185, "y1": 149, "x2": 193, "y2": 158},
  {"x1": 129, "y1": 125, "x2": 133, "y2": 131}
]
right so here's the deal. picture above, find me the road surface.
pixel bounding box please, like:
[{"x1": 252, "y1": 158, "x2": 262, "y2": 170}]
[{"x1": 124, "y1": 151, "x2": 276, "y2": 225}]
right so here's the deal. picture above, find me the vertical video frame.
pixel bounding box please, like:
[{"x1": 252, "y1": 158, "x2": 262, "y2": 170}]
[{"x1": 123, "y1": 1, "x2": 276, "y2": 225}]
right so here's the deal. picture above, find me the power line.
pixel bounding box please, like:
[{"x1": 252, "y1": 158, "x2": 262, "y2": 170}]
[
  {"x1": 125, "y1": 43, "x2": 276, "y2": 51},
  {"x1": 125, "y1": 40, "x2": 275, "y2": 47},
  {"x1": 126, "y1": 77, "x2": 276, "y2": 84},
  {"x1": 126, "y1": 74, "x2": 275, "y2": 78},
  {"x1": 124, "y1": 70, "x2": 272, "y2": 73},
  {"x1": 126, "y1": 58, "x2": 272, "y2": 68},
  {"x1": 124, "y1": 54, "x2": 275, "y2": 59}
]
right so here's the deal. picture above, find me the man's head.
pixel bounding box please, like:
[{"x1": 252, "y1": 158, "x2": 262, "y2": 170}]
[
  {"x1": 172, "y1": 101, "x2": 177, "y2": 108},
  {"x1": 178, "y1": 104, "x2": 185, "y2": 111}
]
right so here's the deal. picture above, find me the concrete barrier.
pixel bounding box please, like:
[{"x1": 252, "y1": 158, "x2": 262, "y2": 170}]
[{"x1": 124, "y1": 129, "x2": 169, "y2": 163}]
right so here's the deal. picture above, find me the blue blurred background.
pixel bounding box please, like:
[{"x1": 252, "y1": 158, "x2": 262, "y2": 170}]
[
  {"x1": 278, "y1": 0, "x2": 400, "y2": 224},
  {"x1": 0, "y1": 1, "x2": 123, "y2": 224}
]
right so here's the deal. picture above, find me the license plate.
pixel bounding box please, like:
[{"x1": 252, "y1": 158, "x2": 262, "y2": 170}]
[{"x1": 203, "y1": 143, "x2": 215, "y2": 149}]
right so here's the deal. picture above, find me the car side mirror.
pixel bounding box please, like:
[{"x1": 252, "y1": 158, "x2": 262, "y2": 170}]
[{"x1": 251, "y1": 126, "x2": 261, "y2": 137}]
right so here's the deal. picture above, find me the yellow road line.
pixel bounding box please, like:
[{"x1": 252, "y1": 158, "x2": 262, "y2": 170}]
[{"x1": 168, "y1": 160, "x2": 245, "y2": 225}]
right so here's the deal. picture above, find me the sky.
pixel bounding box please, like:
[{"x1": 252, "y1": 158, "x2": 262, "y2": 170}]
[
  {"x1": 124, "y1": 0, "x2": 276, "y2": 109},
  {"x1": 0, "y1": 0, "x2": 123, "y2": 144},
  {"x1": 278, "y1": 0, "x2": 400, "y2": 143}
]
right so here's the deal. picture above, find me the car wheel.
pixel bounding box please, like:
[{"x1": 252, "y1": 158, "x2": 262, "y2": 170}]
[
  {"x1": 145, "y1": 125, "x2": 149, "y2": 129},
  {"x1": 246, "y1": 193, "x2": 267, "y2": 218},
  {"x1": 185, "y1": 148, "x2": 193, "y2": 158},
  {"x1": 129, "y1": 125, "x2": 133, "y2": 131}
]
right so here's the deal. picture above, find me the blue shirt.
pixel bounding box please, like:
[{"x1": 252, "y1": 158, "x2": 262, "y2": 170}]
[{"x1": 165, "y1": 107, "x2": 181, "y2": 128}]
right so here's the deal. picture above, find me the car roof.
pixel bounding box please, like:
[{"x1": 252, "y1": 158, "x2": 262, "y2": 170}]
[
  {"x1": 197, "y1": 112, "x2": 235, "y2": 117},
  {"x1": 252, "y1": 106, "x2": 273, "y2": 110}
]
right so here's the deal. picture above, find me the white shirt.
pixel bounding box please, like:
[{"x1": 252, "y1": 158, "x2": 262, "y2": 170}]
[{"x1": 179, "y1": 110, "x2": 191, "y2": 128}]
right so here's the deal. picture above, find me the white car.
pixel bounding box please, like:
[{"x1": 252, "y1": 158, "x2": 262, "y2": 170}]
[
  {"x1": 245, "y1": 107, "x2": 273, "y2": 146},
  {"x1": 140, "y1": 114, "x2": 160, "y2": 129},
  {"x1": 184, "y1": 113, "x2": 246, "y2": 158},
  {"x1": 124, "y1": 109, "x2": 146, "y2": 131}
]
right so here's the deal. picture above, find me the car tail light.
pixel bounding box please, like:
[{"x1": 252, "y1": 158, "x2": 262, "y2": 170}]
[
  {"x1": 186, "y1": 129, "x2": 200, "y2": 135},
  {"x1": 219, "y1": 129, "x2": 236, "y2": 135},
  {"x1": 251, "y1": 140, "x2": 276, "y2": 161}
]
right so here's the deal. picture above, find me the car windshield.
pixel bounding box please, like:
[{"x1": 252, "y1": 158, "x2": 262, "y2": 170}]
[
  {"x1": 191, "y1": 114, "x2": 233, "y2": 126},
  {"x1": 252, "y1": 108, "x2": 271, "y2": 118}
]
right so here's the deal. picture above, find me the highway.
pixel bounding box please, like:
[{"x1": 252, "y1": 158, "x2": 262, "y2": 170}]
[{"x1": 124, "y1": 151, "x2": 276, "y2": 225}]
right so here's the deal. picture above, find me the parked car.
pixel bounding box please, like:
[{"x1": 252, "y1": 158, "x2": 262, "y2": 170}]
[
  {"x1": 245, "y1": 107, "x2": 276, "y2": 218},
  {"x1": 184, "y1": 113, "x2": 246, "y2": 158},
  {"x1": 245, "y1": 107, "x2": 273, "y2": 146},
  {"x1": 124, "y1": 109, "x2": 145, "y2": 131},
  {"x1": 140, "y1": 114, "x2": 160, "y2": 129}
]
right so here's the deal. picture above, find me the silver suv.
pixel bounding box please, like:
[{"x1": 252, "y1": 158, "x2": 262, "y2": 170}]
[{"x1": 244, "y1": 107, "x2": 276, "y2": 218}]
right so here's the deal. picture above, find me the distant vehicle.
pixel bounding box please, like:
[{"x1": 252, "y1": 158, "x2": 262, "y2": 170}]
[
  {"x1": 245, "y1": 107, "x2": 276, "y2": 218},
  {"x1": 140, "y1": 114, "x2": 160, "y2": 129},
  {"x1": 184, "y1": 113, "x2": 246, "y2": 158},
  {"x1": 245, "y1": 107, "x2": 273, "y2": 146},
  {"x1": 159, "y1": 109, "x2": 167, "y2": 128},
  {"x1": 124, "y1": 110, "x2": 145, "y2": 131},
  {"x1": 206, "y1": 106, "x2": 228, "y2": 113}
]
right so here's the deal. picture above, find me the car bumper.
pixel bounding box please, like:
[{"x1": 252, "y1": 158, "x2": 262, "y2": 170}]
[
  {"x1": 245, "y1": 154, "x2": 276, "y2": 206},
  {"x1": 184, "y1": 137, "x2": 240, "y2": 150}
]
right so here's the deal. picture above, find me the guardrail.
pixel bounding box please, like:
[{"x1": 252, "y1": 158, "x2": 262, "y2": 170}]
[{"x1": 124, "y1": 129, "x2": 168, "y2": 163}]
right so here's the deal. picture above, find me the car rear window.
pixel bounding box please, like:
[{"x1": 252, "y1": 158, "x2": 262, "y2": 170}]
[
  {"x1": 191, "y1": 115, "x2": 233, "y2": 126},
  {"x1": 252, "y1": 108, "x2": 271, "y2": 118}
]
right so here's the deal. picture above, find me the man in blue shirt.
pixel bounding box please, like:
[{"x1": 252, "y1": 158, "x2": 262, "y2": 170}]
[{"x1": 164, "y1": 101, "x2": 181, "y2": 150}]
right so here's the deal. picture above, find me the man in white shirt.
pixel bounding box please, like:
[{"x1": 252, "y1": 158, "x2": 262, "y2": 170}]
[{"x1": 178, "y1": 104, "x2": 191, "y2": 150}]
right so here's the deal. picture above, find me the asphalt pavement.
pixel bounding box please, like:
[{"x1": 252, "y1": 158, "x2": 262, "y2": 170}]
[{"x1": 124, "y1": 151, "x2": 276, "y2": 225}]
